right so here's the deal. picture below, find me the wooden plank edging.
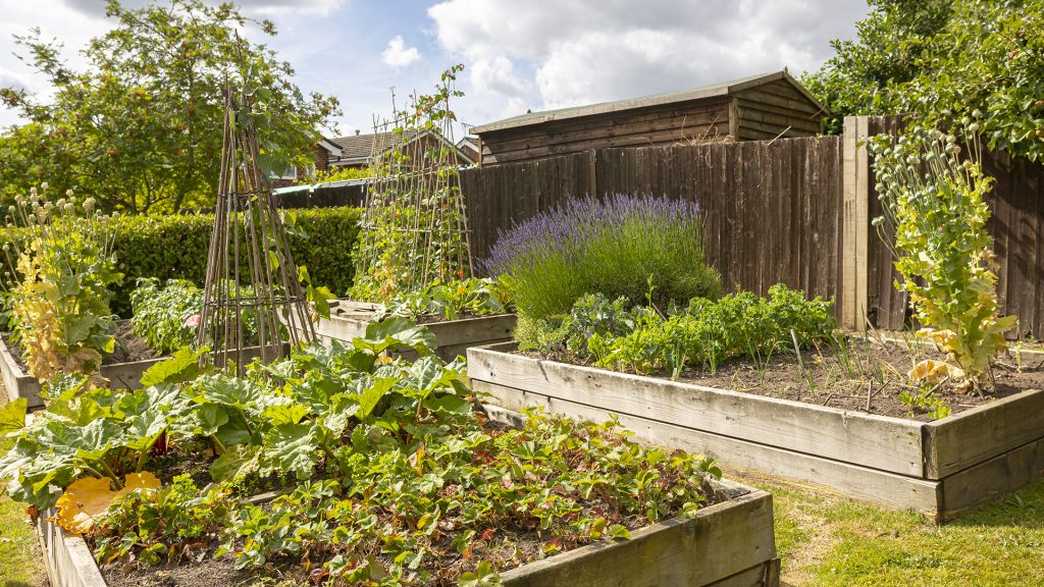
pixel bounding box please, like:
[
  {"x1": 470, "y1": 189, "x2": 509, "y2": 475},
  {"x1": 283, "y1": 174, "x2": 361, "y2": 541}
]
[
  {"x1": 468, "y1": 344, "x2": 926, "y2": 477},
  {"x1": 476, "y1": 379, "x2": 941, "y2": 516},
  {"x1": 926, "y1": 388, "x2": 1044, "y2": 479}
]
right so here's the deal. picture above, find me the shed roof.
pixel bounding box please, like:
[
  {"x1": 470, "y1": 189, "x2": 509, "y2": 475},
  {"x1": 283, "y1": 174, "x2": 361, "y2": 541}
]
[{"x1": 473, "y1": 70, "x2": 828, "y2": 134}]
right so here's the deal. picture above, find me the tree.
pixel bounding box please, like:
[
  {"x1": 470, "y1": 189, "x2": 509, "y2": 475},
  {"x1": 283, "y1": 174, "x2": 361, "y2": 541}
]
[
  {"x1": 0, "y1": 0, "x2": 340, "y2": 213},
  {"x1": 803, "y1": 0, "x2": 1044, "y2": 162}
]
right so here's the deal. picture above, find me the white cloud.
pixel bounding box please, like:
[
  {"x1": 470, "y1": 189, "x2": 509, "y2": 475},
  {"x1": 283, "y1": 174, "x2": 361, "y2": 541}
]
[
  {"x1": 382, "y1": 35, "x2": 421, "y2": 68},
  {"x1": 429, "y1": 0, "x2": 868, "y2": 119}
]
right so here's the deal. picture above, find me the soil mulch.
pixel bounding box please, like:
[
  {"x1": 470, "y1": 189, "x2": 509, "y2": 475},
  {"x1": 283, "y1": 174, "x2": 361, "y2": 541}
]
[
  {"x1": 526, "y1": 337, "x2": 1044, "y2": 422},
  {"x1": 2, "y1": 320, "x2": 159, "y2": 371}
]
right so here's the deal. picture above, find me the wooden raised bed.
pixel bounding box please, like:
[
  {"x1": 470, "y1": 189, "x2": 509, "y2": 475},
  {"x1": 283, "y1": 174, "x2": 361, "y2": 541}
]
[
  {"x1": 36, "y1": 407, "x2": 779, "y2": 587},
  {"x1": 468, "y1": 342, "x2": 1044, "y2": 522},
  {"x1": 301, "y1": 299, "x2": 516, "y2": 361},
  {"x1": 2, "y1": 334, "x2": 284, "y2": 408}
]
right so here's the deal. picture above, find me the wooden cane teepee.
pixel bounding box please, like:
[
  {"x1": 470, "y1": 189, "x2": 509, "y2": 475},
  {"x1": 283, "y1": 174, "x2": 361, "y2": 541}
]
[
  {"x1": 350, "y1": 66, "x2": 474, "y2": 302},
  {"x1": 196, "y1": 85, "x2": 316, "y2": 373}
]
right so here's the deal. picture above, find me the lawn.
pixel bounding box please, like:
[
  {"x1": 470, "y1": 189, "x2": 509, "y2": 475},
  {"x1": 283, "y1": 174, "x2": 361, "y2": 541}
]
[
  {"x1": 737, "y1": 471, "x2": 1044, "y2": 587},
  {"x1": 0, "y1": 397, "x2": 45, "y2": 587}
]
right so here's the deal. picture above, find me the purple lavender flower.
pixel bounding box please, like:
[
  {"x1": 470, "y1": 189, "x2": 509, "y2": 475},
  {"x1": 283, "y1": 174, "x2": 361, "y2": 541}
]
[{"x1": 482, "y1": 194, "x2": 719, "y2": 319}]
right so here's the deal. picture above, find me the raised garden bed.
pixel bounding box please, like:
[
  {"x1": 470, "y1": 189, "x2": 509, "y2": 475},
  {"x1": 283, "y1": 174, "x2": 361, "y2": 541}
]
[
  {"x1": 299, "y1": 299, "x2": 516, "y2": 361},
  {"x1": 468, "y1": 342, "x2": 1044, "y2": 522},
  {"x1": 35, "y1": 405, "x2": 780, "y2": 587},
  {"x1": 1, "y1": 322, "x2": 281, "y2": 407}
]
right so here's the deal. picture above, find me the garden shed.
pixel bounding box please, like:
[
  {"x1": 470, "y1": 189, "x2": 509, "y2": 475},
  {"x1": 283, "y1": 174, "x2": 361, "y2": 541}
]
[{"x1": 472, "y1": 70, "x2": 828, "y2": 165}]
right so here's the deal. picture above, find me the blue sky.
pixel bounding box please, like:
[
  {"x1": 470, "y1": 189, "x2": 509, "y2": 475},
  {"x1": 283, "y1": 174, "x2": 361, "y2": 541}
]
[{"x1": 0, "y1": 0, "x2": 871, "y2": 140}]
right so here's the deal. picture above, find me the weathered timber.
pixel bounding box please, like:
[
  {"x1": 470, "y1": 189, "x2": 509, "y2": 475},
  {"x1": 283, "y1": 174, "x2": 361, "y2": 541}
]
[
  {"x1": 2, "y1": 335, "x2": 284, "y2": 408},
  {"x1": 937, "y1": 435, "x2": 1044, "y2": 520},
  {"x1": 501, "y1": 485, "x2": 777, "y2": 586},
  {"x1": 925, "y1": 389, "x2": 1044, "y2": 479},
  {"x1": 470, "y1": 344, "x2": 1044, "y2": 521},
  {"x1": 37, "y1": 509, "x2": 107, "y2": 587},
  {"x1": 468, "y1": 343, "x2": 924, "y2": 476},
  {"x1": 476, "y1": 378, "x2": 940, "y2": 515},
  {"x1": 298, "y1": 300, "x2": 516, "y2": 361}
]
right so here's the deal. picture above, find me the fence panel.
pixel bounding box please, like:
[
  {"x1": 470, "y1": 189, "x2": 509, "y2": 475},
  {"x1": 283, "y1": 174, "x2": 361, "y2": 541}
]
[{"x1": 463, "y1": 137, "x2": 845, "y2": 309}]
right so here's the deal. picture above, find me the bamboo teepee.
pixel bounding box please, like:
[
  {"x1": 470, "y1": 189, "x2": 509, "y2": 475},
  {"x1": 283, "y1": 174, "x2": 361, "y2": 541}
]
[{"x1": 196, "y1": 85, "x2": 316, "y2": 373}]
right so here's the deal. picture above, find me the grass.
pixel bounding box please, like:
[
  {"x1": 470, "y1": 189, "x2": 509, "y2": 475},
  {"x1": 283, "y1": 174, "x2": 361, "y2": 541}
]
[
  {"x1": 735, "y1": 471, "x2": 1044, "y2": 586},
  {"x1": 0, "y1": 397, "x2": 45, "y2": 587}
]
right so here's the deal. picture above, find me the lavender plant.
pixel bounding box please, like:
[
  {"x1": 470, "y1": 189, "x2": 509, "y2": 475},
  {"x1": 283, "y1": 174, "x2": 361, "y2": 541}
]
[{"x1": 483, "y1": 194, "x2": 721, "y2": 320}]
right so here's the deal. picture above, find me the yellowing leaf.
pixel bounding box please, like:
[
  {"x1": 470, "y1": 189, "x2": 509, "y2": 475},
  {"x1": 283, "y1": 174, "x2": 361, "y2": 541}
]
[
  {"x1": 54, "y1": 472, "x2": 161, "y2": 535},
  {"x1": 908, "y1": 359, "x2": 962, "y2": 385}
]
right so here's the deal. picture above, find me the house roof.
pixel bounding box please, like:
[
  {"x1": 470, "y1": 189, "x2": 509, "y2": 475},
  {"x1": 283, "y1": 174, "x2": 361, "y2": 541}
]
[
  {"x1": 316, "y1": 136, "x2": 343, "y2": 156},
  {"x1": 472, "y1": 70, "x2": 828, "y2": 134},
  {"x1": 328, "y1": 129, "x2": 472, "y2": 166},
  {"x1": 329, "y1": 130, "x2": 419, "y2": 163}
]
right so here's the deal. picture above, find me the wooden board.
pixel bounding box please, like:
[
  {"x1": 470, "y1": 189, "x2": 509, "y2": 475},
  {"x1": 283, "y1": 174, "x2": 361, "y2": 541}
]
[
  {"x1": 468, "y1": 345, "x2": 925, "y2": 476},
  {"x1": 938, "y1": 435, "x2": 1044, "y2": 521},
  {"x1": 0, "y1": 334, "x2": 42, "y2": 406},
  {"x1": 477, "y1": 379, "x2": 940, "y2": 515},
  {"x1": 502, "y1": 487, "x2": 776, "y2": 586},
  {"x1": 36, "y1": 509, "x2": 107, "y2": 587},
  {"x1": 306, "y1": 302, "x2": 517, "y2": 362},
  {"x1": 925, "y1": 388, "x2": 1044, "y2": 479}
]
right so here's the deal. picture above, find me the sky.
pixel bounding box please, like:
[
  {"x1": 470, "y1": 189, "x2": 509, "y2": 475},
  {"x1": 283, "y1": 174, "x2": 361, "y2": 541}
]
[{"x1": 0, "y1": 0, "x2": 871, "y2": 140}]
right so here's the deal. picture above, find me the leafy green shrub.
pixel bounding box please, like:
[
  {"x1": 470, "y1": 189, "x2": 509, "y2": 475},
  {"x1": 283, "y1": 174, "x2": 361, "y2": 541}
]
[
  {"x1": 0, "y1": 206, "x2": 362, "y2": 318},
  {"x1": 522, "y1": 285, "x2": 835, "y2": 378},
  {"x1": 871, "y1": 127, "x2": 1015, "y2": 387},
  {"x1": 129, "y1": 278, "x2": 266, "y2": 354},
  {"x1": 483, "y1": 194, "x2": 722, "y2": 321},
  {"x1": 130, "y1": 279, "x2": 204, "y2": 355},
  {"x1": 2, "y1": 189, "x2": 121, "y2": 381}
]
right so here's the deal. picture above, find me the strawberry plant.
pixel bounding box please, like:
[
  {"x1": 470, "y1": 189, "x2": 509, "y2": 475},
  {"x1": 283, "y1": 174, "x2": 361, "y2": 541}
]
[{"x1": 1, "y1": 318, "x2": 724, "y2": 583}]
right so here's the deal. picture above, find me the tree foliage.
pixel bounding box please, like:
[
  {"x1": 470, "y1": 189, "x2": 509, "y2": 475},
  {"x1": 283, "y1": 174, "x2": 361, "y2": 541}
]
[
  {"x1": 803, "y1": 0, "x2": 1044, "y2": 161},
  {"x1": 0, "y1": 0, "x2": 340, "y2": 213}
]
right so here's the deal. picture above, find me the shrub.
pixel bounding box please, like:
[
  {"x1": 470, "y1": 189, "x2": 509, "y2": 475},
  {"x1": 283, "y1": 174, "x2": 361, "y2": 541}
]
[
  {"x1": 130, "y1": 278, "x2": 204, "y2": 355},
  {"x1": 871, "y1": 127, "x2": 1015, "y2": 387},
  {"x1": 0, "y1": 206, "x2": 362, "y2": 318},
  {"x1": 483, "y1": 194, "x2": 721, "y2": 321}
]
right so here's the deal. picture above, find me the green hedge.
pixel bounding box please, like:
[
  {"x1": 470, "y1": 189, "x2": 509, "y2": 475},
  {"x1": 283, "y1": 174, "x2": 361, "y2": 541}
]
[{"x1": 0, "y1": 206, "x2": 361, "y2": 317}]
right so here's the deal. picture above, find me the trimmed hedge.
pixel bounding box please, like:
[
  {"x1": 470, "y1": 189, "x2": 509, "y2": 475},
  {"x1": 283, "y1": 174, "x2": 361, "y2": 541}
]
[{"x1": 0, "y1": 206, "x2": 361, "y2": 317}]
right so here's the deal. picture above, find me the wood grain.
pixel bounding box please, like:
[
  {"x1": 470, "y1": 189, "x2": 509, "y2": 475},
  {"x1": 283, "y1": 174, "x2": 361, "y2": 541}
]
[{"x1": 468, "y1": 347, "x2": 924, "y2": 475}]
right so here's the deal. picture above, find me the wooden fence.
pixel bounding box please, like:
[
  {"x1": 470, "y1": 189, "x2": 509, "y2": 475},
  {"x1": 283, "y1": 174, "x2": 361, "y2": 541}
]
[
  {"x1": 461, "y1": 116, "x2": 1044, "y2": 337},
  {"x1": 462, "y1": 137, "x2": 844, "y2": 310},
  {"x1": 848, "y1": 117, "x2": 1044, "y2": 339}
]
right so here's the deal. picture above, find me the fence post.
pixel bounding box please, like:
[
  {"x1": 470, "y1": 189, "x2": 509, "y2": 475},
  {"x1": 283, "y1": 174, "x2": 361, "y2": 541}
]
[{"x1": 841, "y1": 116, "x2": 870, "y2": 331}]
